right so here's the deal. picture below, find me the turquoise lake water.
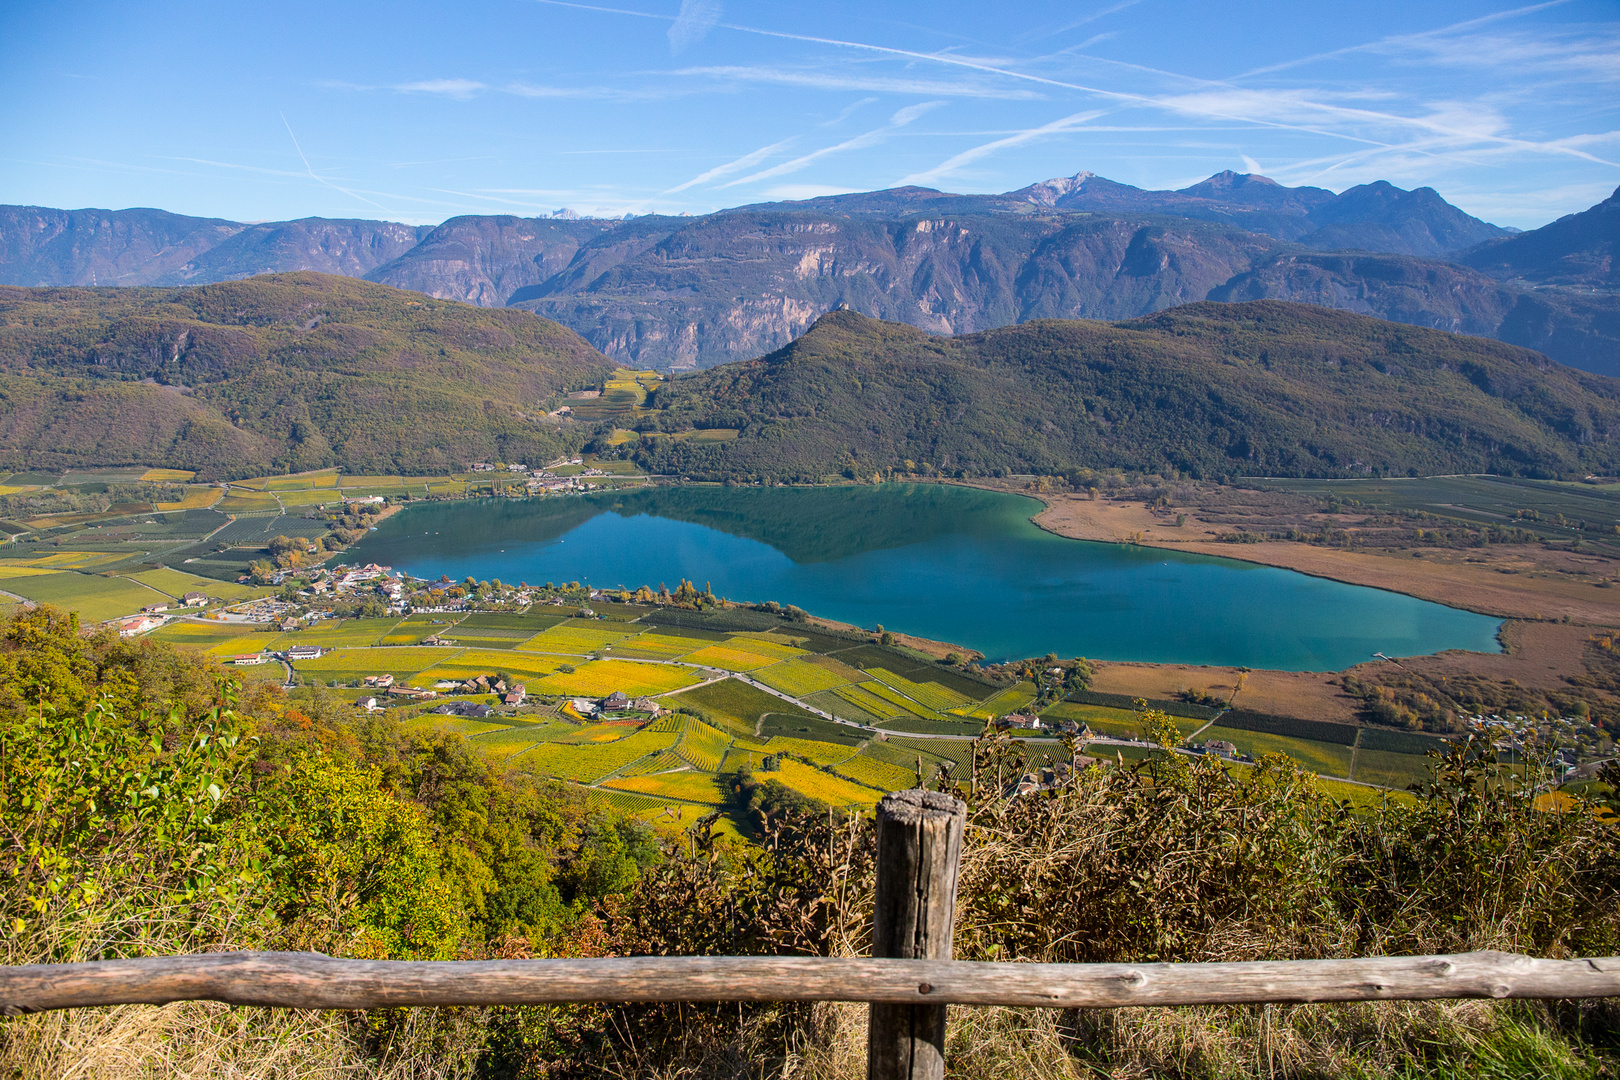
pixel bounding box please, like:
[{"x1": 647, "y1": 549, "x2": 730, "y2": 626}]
[{"x1": 342, "y1": 483, "x2": 1502, "y2": 670}]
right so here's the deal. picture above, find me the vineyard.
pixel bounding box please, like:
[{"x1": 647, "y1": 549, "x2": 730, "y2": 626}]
[
  {"x1": 752, "y1": 658, "x2": 856, "y2": 697},
  {"x1": 864, "y1": 668, "x2": 973, "y2": 712},
  {"x1": 674, "y1": 718, "x2": 733, "y2": 772},
  {"x1": 534, "y1": 659, "x2": 700, "y2": 697}
]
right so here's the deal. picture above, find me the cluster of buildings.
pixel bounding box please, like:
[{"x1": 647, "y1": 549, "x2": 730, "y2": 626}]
[
  {"x1": 566, "y1": 692, "x2": 661, "y2": 719},
  {"x1": 1461, "y1": 712, "x2": 1611, "y2": 772}
]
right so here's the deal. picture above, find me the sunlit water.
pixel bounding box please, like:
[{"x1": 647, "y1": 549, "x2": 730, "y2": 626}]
[{"x1": 341, "y1": 484, "x2": 1501, "y2": 670}]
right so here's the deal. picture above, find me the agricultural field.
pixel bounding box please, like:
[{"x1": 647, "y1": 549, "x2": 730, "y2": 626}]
[
  {"x1": 0, "y1": 571, "x2": 163, "y2": 623},
  {"x1": 674, "y1": 718, "x2": 733, "y2": 772},
  {"x1": 415, "y1": 650, "x2": 567, "y2": 685},
  {"x1": 615, "y1": 750, "x2": 686, "y2": 777},
  {"x1": 293, "y1": 646, "x2": 455, "y2": 677},
  {"x1": 759, "y1": 713, "x2": 869, "y2": 745},
  {"x1": 965, "y1": 682, "x2": 1038, "y2": 719},
  {"x1": 673, "y1": 678, "x2": 817, "y2": 737},
  {"x1": 601, "y1": 769, "x2": 726, "y2": 804},
  {"x1": 205, "y1": 634, "x2": 280, "y2": 658},
  {"x1": 518, "y1": 729, "x2": 681, "y2": 783},
  {"x1": 583, "y1": 789, "x2": 726, "y2": 833},
  {"x1": 1351, "y1": 748, "x2": 1435, "y2": 790},
  {"x1": 832, "y1": 754, "x2": 917, "y2": 793},
  {"x1": 149, "y1": 620, "x2": 264, "y2": 649},
  {"x1": 760, "y1": 736, "x2": 858, "y2": 766},
  {"x1": 608, "y1": 632, "x2": 703, "y2": 660},
  {"x1": 753, "y1": 658, "x2": 858, "y2": 697},
  {"x1": 379, "y1": 615, "x2": 461, "y2": 645},
  {"x1": 768, "y1": 760, "x2": 883, "y2": 808},
  {"x1": 520, "y1": 623, "x2": 631, "y2": 654},
  {"x1": 533, "y1": 659, "x2": 700, "y2": 697},
  {"x1": 218, "y1": 491, "x2": 281, "y2": 513},
  {"x1": 679, "y1": 642, "x2": 789, "y2": 671},
  {"x1": 2, "y1": 550, "x2": 124, "y2": 570},
  {"x1": 124, "y1": 567, "x2": 259, "y2": 602},
  {"x1": 268, "y1": 619, "x2": 401, "y2": 650},
  {"x1": 830, "y1": 683, "x2": 918, "y2": 723},
  {"x1": 398, "y1": 716, "x2": 509, "y2": 739},
  {"x1": 803, "y1": 690, "x2": 886, "y2": 727},
  {"x1": 865, "y1": 668, "x2": 974, "y2": 712},
  {"x1": 1195, "y1": 725, "x2": 1354, "y2": 778}
]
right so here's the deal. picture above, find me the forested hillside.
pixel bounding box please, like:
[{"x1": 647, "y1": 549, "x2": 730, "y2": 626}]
[
  {"x1": 616, "y1": 303, "x2": 1620, "y2": 482},
  {"x1": 0, "y1": 273, "x2": 613, "y2": 477}
]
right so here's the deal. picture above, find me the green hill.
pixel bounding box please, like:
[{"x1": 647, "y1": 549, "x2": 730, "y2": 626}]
[
  {"x1": 0, "y1": 273, "x2": 614, "y2": 478},
  {"x1": 617, "y1": 301, "x2": 1620, "y2": 482}
]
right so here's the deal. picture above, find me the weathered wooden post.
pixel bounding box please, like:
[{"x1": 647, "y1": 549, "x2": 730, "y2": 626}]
[{"x1": 868, "y1": 789, "x2": 967, "y2": 1080}]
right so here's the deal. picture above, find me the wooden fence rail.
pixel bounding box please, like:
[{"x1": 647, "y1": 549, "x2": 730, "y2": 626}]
[
  {"x1": 3, "y1": 949, "x2": 1619, "y2": 1017},
  {"x1": 6, "y1": 791, "x2": 1620, "y2": 1079}
]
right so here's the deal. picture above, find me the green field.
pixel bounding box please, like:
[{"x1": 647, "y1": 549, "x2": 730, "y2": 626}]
[
  {"x1": 0, "y1": 571, "x2": 164, "y2": 622},
  {"x1": 865, "y1": 668, "x2": 974, "y2": 712},
  {"x1": 673, "y1": 678, "x2": 817, "y2": 737},
  {"x1": 1352, "y1": 748, "x2": 1436, "y2": 790},
  {"x1": 520, "y1": 623, "x2": 632, "y2": 653},
  {"x1": 1196, "y1": 725, "x2": 1354, "y2": 778},
  {"x1": 753, "y1": 657, "x2": 858, "y2": 697},
  {"x1": 124, "y1": 567, "x2": 260, "y2": 601},
  {"x1": 610, "y1": 633, "x2": 705, "y2": 660}
]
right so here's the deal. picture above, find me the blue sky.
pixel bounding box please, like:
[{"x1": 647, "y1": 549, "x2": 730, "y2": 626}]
[{"x1": 2, "y1": 1, "x2": 1616, "y2": 229}]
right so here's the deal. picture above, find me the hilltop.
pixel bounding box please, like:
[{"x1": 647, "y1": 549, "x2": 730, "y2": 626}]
[
  {"x1": 0, "y1": 273, "x2": 614, "y2": 478},
  {"x1": 616, "y1": 303, "x2": 1620, "y2": 482}
]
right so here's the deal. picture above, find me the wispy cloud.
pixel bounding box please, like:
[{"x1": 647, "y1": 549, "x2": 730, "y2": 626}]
[
  {"x1": 672, "y1": 65, "x2": 1040, "y2": 99},
  {"x1": 668, "y1": 0, "x2": 721, "y2": 53},
  {"x1": 394, "y1": 78, "x2": 487, "y2": 99},
  {"x1": 665, "y1": 138, "x2": 797, "y2": 193},
  {"x1": 720, "y1": 101, "x2": 944, "y2": 188},
  {"x1": 822, "y1": 97, "x2": 878, "y2": 126},
  {"x1": 898, "y1": 109, "x2": 1106, "y2": 186}
]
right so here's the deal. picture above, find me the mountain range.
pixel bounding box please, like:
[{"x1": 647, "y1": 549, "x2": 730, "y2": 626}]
[{"x1": 2, "y1": 173, "x2": 1615, "y2": 375}]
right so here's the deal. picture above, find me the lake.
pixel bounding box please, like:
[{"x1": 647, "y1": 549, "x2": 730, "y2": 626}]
[{"x1": 341, "y1": 483, "x2": 1502, "y2": 670}]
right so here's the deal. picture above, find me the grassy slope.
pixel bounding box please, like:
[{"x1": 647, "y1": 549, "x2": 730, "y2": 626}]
[
  {"x1": 624, "y1": 303, "x2": 1620, "y2": 482},
  {"x1": 0, "y1": 273, "x2": 615, "y2": 478}
]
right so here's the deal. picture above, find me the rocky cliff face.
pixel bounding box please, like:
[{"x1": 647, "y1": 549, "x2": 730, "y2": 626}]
[
  {"x1": 0, "y1": 206, "x2": 243, "y2": 286},
  {"x1": 158, "y1": 218, "x2": 432, "y2": 284},
  {"x1": 498, "y1": 212, "x2": 1289, "y2": 369}
]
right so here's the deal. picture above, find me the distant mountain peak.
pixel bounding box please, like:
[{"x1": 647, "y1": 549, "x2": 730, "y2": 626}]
[{"x1": 1181, "y1": 170, "x2": 1281, "y2": 194}]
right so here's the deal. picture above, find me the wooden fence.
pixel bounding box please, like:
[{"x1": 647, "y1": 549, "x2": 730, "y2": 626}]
[{"x1": 4, "y1": 790, "x2": 1619, "y2": 1080}]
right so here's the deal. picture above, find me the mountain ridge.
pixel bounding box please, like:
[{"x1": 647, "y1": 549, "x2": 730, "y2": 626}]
[{"x1": 2, "y1": 175, "x2": 1609, "y2": 374}]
